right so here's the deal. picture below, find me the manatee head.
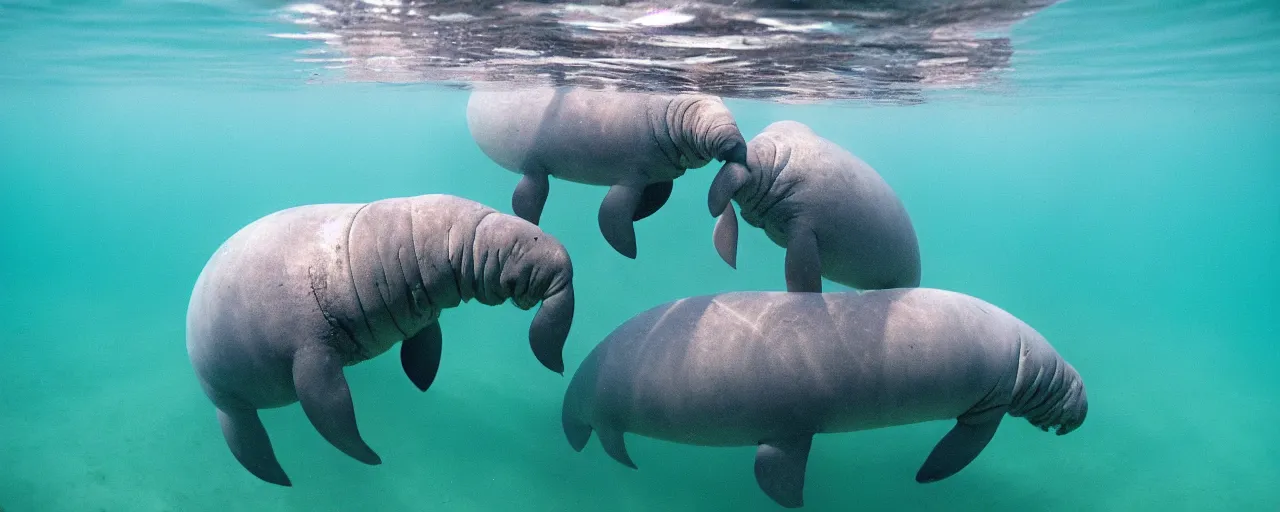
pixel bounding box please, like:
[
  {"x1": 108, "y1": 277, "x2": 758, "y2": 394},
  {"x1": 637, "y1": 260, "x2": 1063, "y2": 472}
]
[
  {"x1": 668, "y1": 94, "x2": 748, "y2": 169},
  {"x1": 1010, "y1": 325, "x2": 1088, "y2": 436},
  {"x1": 480, "y1": 214, "x2": 576, "y2": 374}
]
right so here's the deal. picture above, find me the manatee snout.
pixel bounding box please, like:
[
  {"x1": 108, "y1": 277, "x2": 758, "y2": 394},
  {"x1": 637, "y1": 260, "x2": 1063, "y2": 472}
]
[
  {"x1": 531, "y1": 283, "x2": 574, "y2": 374},
  {"x1": 676, "y1": 96, "x2": 747, "y2": 166},
  {"x1": 1016, "y1": 358, "x2": 1088, "y2": 436},
  {"x1": 1038, "y1": 371, "x2": 1088, "y2": 436},
  {"x1": 498, "y1": 221, "x2": 576, "y2": 375},
  {"x1": 706, "y1": 115, "x2": 748, "y2": 166},
  {"x1": 718, "y1": 139, "x2": 748, "y2": 165}
]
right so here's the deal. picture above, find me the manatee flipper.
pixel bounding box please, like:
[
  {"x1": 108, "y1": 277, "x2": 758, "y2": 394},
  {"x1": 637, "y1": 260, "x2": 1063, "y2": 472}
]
[
  {"x1": 401, "y1": 321, "x2": 443, "y2": 392},
  {"x1": 598, "y1": 181, "x2": 645, "y2": 258},
  {"x1": 708, "y1": 161, "x2": 749, "y2": 217},
  {"x1": 596, "y1": 427, "x2": 637, "y2": 469},
  {"x1": 754, "y1": 435, "x2": 814, "y2": 509},
  {"x1": 217, "y1": 408, "x2": 292, "y2": 486},
  {"x1": 784, "y1": 222, "x2": 822, "y2": 293},
  {"x1": 513, "y1": 171, "x2": 550, "y2": 225},
  {"x1": 293, "y1": 346, "x2": 382, "y2": 466},
  {"x1": 633, "y1": 180, "x2": 674, "y2": 221},
  {"x1": 915, "y1": 415, "x2": 1004, "y2": 483},
  {"x1": 713, "y1": 202, "x2": 740, "y2": 269}
]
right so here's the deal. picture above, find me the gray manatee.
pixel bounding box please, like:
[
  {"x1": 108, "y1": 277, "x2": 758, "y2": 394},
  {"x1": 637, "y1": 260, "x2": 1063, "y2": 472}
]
[
  {"x1": 466, "y1": 85, "x2": 748, "y2": 259},
  {"x1": 561, "y1": 288, "x2": 1087, "y2": 508},
  {"x1": 709, "y1": 120, "x2": 921, "y2": 292},
  {"x1": 186, "y1": 194, "x2": 575, "y2": 486}
]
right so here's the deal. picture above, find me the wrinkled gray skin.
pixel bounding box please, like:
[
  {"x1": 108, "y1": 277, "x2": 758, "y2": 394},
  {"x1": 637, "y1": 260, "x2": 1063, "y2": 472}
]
[
  {"x1": 562, "y1": 288, "x2": 1087, "y2": 508},
  {"x1": 186, "y1": 194, "x2": 575, "y2": 486},
  {"x1": 466, "y1": 86, "x2": 748, "y2": 259},
  {"x1": 709, "y1": 120, "x2": 921, "y2": 293}
]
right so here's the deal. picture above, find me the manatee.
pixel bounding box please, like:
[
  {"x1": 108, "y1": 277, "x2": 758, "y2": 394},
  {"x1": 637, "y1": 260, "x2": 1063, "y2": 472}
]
[
  {"x1": 186, "y1": 194, "x2": 575, "y2": 486},
  {"x1": 708, "y1": 120, "x2": 921, "y2": 292},
  {"x1": 561, "y1": 288, "x2": 1087, "y2": 508},
  {"x1": 466, "y1": 85, "x2": 748, "y2": 259}
]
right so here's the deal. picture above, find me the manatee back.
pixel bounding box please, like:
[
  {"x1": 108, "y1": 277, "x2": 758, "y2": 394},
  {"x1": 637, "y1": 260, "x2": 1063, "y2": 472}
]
[
  {"x1": 187, "y1": 203, "x2": 355, "y2": 350},
  {"x1": 567, "y1": 289, "x2": 1019, "y2": 444},
  {"x1": 466, "y1": 88, "x2": 560, "y2": 173},
  {"x1": 755, "y1": 122, "x2": 922, "y2": 288},
  {"x1": 567, "y1": 293, "x2": 809, "y2": 445},
  {"x1": 186, "y1": 203, "x2": 365, "y2": 408},
  {"x1": 756, "y1": 121, "x2": 906, "y2": 218},
  {"x1": 467, "y1": 87, "x2": 682, "y2": 185}
]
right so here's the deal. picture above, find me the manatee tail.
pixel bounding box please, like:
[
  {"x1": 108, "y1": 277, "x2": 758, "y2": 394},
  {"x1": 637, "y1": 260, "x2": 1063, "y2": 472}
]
[
  {"x1": 217, "y1": 408, "x2": 292, "y2": 486},
  {"x1": 561, "y1": 403, "x2": 593, "y2": 452},
  {"x1": 560, "y1": 362, "x2": 594, "y2": 452}
]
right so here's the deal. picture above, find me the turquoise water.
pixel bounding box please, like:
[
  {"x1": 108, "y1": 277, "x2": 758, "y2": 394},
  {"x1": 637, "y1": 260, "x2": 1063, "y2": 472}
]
[{"x1": 1, "y1": 0, "x2": 1278, "y2": 510}]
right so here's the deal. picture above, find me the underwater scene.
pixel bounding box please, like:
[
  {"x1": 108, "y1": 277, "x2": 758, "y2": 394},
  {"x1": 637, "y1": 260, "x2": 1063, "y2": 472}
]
[{"x1": 0, "y1": 0, "x2": 1277, "y2": 510}]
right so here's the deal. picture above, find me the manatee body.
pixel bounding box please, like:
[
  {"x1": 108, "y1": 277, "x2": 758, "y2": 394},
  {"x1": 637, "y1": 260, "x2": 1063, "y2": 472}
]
[
  {"x1": 466, "y1": 85, "x2": 748, "y2": 259},
  {"x1": 186, "y1": 194, "x2": 575, "y2": 486},
  {"x1": 709, "y1": 120, "x2": 921, "y2": 292},
  {"x1": 561, "y1": 288, "x2": 1087, "y2": 508}
]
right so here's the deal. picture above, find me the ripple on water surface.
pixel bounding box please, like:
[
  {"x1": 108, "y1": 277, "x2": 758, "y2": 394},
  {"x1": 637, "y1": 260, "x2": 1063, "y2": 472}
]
[{"x1": 1, "y1": 0, "x2": 1278, "y2": 102}]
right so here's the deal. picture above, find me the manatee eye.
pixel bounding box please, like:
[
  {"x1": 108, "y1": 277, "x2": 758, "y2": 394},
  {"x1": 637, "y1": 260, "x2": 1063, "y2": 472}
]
[{"x1": 533, "y1": 236, "x2": 539, "y2": 241}]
